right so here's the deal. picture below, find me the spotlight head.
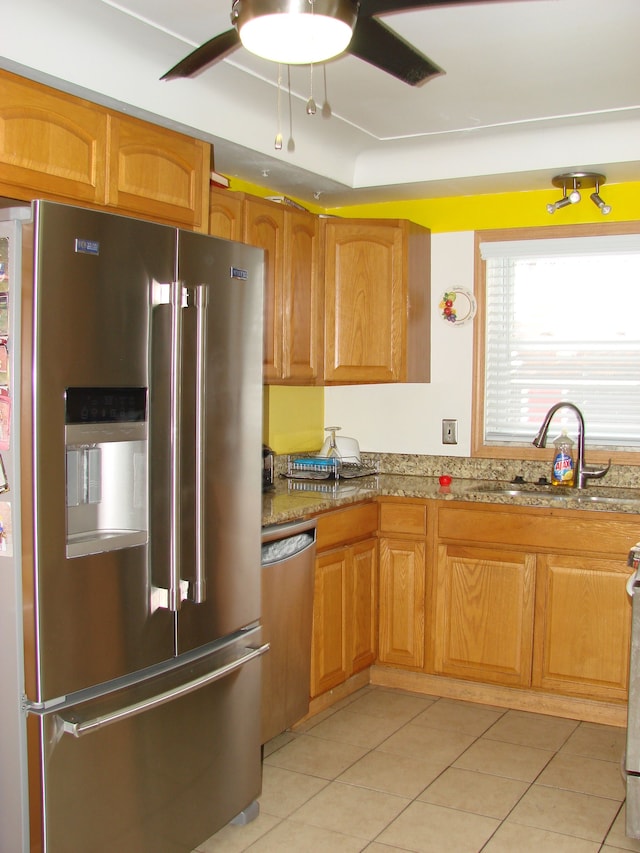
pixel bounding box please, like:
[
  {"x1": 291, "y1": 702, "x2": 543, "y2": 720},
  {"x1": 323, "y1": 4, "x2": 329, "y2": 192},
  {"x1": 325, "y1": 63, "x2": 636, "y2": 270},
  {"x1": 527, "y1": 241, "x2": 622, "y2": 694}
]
[
  {"x1": 547, "y1": 196, "x2": 572, "y2": 214},
  {"x1": 590, "y1": 191, "x2": 612, "y2": 215},
  {"x1": 568, "y1": 188, "x2": 581, "y2": 204}
]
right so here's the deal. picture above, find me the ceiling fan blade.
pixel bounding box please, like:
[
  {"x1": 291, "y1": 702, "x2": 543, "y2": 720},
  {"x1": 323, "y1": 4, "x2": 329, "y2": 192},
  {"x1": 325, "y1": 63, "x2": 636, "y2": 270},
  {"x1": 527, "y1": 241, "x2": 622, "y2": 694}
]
[
  {"x1": 348, "y1": 15, "x2": 443, "y2": 85},
  {"x1": 359, "y1": 0, "x2": 500, "y2": 16},
  {"x1": 161, "y1": 29, "x2": 241, "y2": 80}
]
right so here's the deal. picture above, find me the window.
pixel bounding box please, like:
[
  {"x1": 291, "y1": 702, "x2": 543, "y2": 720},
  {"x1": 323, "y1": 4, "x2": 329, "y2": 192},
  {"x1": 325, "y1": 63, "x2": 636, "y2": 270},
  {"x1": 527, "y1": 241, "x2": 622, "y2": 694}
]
[{"x1": 473, "y1": 224, "x2": 640, "y2": 463}]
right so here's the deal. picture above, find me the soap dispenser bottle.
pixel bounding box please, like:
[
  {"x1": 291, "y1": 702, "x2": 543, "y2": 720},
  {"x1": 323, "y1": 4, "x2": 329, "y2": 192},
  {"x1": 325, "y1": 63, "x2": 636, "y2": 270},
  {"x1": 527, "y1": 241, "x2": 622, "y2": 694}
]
[{"x1": 551, "y1": 430, "x2": 575, "y2": 487}]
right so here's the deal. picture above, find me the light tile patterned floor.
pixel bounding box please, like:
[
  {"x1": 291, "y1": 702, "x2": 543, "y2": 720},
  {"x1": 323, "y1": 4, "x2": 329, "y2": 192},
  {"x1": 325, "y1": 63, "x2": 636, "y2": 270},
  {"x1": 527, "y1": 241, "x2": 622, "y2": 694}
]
[{"x1": 193, "y1": 686, "x2": 639, "y2": 853}]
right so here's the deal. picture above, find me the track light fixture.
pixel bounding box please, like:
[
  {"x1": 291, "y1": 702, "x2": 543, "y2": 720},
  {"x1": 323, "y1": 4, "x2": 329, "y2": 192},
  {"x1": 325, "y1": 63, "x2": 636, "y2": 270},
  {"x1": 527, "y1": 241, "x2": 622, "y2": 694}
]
[{"x1": 547, "y1": 172, "x2": 612, "y2": 215}]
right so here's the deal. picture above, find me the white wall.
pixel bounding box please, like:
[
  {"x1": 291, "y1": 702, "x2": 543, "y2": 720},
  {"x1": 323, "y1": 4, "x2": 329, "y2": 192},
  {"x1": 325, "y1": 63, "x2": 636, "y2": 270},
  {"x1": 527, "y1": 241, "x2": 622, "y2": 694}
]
[{"x1": 325, "y1": 231, "x2": 476, "y2": 456}]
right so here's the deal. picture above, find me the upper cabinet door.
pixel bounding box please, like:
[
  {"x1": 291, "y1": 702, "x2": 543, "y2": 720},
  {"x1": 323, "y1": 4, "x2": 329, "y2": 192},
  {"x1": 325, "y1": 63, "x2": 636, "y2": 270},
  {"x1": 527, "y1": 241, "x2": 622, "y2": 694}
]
[
  {"x1": 0, "y1": 70, "x2": 108, "y2": 205},
  {"x1": 282, "y1": 209, "x2": 323, "y2": 384},
  {"x1": 323, "y1": 219, "x2": 430, "y2": 384},
  {"x1": 242, "y1": 197, "x2": 285, "y2": 382},
  {"x1": 209, "y1": 186, "x2": 245, "y2": 241},
  {"x1": 107, "y1": 114, "x2": 209, "y2": 231}
]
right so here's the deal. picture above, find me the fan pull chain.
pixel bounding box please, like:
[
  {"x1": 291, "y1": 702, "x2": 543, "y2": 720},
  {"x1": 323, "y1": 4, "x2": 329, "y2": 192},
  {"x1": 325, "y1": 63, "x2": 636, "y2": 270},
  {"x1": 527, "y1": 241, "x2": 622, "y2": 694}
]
[
  {"x1": 287, "y1": 65, "x2": 295, "y2": 152},
  {"x1": 322, "y1": 64, "x2": 331, "y2": 119},
  {"x1": 274, "y1": 64, "x2": 283, "y2": 150},
  {"x1": 306, "y1": 63, "x2": 317, "y2": 115}
]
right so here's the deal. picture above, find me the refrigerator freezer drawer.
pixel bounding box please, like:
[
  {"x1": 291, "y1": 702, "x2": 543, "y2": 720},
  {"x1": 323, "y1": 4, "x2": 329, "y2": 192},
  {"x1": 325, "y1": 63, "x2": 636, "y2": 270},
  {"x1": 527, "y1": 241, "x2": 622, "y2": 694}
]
[{"x1": 31, "y1": 636, "x2": 266, "y2": 853}]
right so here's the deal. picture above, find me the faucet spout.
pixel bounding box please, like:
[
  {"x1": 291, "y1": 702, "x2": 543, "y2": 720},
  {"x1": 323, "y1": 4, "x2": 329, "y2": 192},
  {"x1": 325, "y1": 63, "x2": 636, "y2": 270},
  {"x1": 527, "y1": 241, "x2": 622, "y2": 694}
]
[{"x1": 531, "y1": 402, "x2": 610, "y2": 489}]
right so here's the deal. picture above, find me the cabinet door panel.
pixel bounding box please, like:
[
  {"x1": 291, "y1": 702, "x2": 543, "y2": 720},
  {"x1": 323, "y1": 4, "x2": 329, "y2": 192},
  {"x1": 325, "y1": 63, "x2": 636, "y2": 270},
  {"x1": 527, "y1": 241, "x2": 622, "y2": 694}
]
[
  {"x1": 378, "y1": 537, "x2": 425, "y2": 668},
  {"x1": 0, "y1": 71, "x2": 107, "y2": 204},
  {"x1": 533, "y1": 554, "x2": 631, "y2": 700},
  {"x1": 243, "y1": 199, "x2": 284, "y2": 381},
  {"x1": 283, "y1": 210, "x2": 322, "y2": 383},
  {"x1": 107, "y1": 114, "x2": 208, "y2": 228},
  {"x1": 208, "y1": 187, "x2": 244, "y2": 240},
  {"x1": 310, "y1": 549, "x2": 348, "y2": 698},
  {"x1": 350, "y1": 538, "x2": 378, "y2": 673},
  {"x1": 435, "y1": 544, "x2": 535, "y2": 687},
  {"x1": 324, "y1": 222, "x2": 403, "y2": 383}
]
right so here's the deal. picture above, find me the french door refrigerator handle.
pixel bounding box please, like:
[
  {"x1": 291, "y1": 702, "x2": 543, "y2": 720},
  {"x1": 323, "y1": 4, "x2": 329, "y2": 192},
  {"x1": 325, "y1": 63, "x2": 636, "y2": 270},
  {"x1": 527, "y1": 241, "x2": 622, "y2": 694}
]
[
  {"x1": 191, "y1": 284, "x2": 208, "y2": 604},
  {"x1": 168, "y1": 280, "x2": 186, "y2": 611},
  {"x1": 57, "y1": 643, "x2": 270, "y2": 737},
  {"x1": 150, "y1": 281, "x2": 189, "y2": 613}
]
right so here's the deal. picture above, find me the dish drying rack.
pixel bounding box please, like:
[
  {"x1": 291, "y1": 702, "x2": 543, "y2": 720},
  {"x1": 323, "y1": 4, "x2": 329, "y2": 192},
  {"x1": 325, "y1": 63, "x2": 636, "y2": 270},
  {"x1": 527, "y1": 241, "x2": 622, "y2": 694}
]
[{"x1": 285, "y1": 456, "x2": 379, "y2": 481}]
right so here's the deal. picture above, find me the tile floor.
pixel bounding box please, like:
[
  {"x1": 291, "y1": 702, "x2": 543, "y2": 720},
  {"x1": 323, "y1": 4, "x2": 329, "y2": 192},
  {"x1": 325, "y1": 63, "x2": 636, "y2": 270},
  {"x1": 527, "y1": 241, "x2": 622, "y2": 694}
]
[{"x1": 194, "y1": 685, "x2": 640, "y2": 853}]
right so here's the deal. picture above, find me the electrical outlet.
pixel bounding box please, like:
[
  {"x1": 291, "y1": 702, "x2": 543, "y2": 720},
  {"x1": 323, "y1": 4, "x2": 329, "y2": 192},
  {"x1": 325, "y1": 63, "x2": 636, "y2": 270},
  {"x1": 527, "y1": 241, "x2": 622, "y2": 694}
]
[{"x1": 442, "y1": 418, "x2": 458, "y2": 445}]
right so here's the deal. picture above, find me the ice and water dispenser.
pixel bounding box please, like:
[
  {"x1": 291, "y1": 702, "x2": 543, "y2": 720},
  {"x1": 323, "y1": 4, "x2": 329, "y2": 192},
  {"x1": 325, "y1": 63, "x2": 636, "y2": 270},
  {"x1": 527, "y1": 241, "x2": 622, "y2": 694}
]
[{"x1": 65, "y1": 387, "x2": 148, "y2": 558}]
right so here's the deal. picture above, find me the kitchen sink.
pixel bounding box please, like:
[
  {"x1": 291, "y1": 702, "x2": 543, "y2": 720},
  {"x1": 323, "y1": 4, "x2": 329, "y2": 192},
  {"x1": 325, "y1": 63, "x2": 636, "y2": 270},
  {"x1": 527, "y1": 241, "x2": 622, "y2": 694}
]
[{"x1": 472, "y1": 485, "x2": 640, "y2": 505}]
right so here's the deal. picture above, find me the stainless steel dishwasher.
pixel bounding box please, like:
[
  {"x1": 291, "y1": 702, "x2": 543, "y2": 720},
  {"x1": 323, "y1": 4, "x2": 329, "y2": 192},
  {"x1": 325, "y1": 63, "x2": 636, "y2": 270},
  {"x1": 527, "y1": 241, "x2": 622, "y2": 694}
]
[{"x1": 260, "y1": 517, "x2": 317, "y2": 744}]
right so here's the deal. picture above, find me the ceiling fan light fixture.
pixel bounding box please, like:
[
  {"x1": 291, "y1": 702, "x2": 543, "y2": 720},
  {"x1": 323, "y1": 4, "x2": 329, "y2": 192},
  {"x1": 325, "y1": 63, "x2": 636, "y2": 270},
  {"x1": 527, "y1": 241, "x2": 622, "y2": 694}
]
[{"x1": 234, "y1": 0, "x2": 357, "y2": 65}]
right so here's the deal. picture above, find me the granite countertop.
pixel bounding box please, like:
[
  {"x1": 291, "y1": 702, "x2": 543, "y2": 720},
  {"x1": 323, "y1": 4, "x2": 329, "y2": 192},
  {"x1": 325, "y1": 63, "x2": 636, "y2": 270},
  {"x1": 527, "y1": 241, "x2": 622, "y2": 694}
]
[{"x1": 262, "y1": 473, "x2": 640, "y2": 527}]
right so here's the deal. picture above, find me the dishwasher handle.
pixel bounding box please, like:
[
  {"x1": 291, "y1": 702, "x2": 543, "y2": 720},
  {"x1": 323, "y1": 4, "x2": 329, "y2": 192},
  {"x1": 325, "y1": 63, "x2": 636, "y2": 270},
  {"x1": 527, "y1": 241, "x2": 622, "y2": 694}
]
[
  {"x1": 261, "y1": 517, "x2": 317, "y2": 567},
  {"x1": 261, "y1": 517, "x2": 317, "y2": 544}
]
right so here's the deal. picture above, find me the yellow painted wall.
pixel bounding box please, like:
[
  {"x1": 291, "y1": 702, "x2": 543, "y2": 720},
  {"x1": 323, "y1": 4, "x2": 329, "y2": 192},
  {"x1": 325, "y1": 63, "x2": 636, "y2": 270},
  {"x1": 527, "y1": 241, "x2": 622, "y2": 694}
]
[
  {"x1": 329, "y1": 181, "x2": 640, "y2": 232},
  {"x1": 263, "y1": 385, "x2": 324, "y2": 454}
]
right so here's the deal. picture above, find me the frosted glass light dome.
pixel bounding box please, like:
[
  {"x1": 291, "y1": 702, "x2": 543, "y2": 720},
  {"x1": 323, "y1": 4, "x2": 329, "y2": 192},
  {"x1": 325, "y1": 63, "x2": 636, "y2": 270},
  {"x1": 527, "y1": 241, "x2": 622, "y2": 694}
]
[{"x1": 235, "y1": 0, "x2": 357, "y2": 65}]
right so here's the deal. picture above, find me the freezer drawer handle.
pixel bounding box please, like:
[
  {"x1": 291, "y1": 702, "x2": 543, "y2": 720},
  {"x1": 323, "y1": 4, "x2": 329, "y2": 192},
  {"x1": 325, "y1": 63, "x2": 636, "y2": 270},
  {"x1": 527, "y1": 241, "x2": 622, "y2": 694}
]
[{"x1": 57, "y1": 643, "x2": 269, "y2": 738}]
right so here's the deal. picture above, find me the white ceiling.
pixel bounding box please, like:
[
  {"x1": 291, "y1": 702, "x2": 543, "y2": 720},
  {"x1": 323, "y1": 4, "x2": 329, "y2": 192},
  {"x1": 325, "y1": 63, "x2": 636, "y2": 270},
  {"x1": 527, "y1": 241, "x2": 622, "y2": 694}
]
[{"x1": 2, "y1": 0, "x2": 640, "y2": 206}]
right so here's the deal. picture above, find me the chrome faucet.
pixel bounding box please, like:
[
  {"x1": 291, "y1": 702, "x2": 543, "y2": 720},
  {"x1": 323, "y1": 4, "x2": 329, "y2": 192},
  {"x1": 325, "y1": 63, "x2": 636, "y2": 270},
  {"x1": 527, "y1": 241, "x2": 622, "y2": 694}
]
[{"x1": 532, "y1": 402, "x2": 611, "y2": 489}]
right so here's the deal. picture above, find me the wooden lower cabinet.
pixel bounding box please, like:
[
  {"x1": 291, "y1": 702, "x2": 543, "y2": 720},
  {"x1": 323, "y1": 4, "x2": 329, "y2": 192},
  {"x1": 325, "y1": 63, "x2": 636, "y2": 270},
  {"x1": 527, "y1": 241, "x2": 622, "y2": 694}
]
[
  {"x1": 435, "y1": 502, "x2": 634, "y2": 704},
  {"x1": 310, "y1": 504, "x2": 378, "y2": 699},
  {"x1": 434, "y1": 543, "x2": 535, "y2": 686},
  {"x1": 378, "y1": 537, "x2": 426, "y2": 668},
  {"x1": 351, "y1": 539, "x2": 378, "y2": 673},
  {"x1": 377, "y1": 500, "x2": 428, "y2": 669},
  {"x1": 311, "y1": 547, "x2": 349, "y2": 696},
  {"x1": 533, "y1": 553, "x2": 632, "y2": 701}
]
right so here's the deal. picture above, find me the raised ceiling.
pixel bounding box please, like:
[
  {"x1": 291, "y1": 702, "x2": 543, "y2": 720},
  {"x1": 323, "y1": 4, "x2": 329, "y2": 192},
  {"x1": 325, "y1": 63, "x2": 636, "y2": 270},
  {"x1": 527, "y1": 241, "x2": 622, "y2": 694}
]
[{"x1": 2, "y1": 0, "x2": 640, "y2": 206}]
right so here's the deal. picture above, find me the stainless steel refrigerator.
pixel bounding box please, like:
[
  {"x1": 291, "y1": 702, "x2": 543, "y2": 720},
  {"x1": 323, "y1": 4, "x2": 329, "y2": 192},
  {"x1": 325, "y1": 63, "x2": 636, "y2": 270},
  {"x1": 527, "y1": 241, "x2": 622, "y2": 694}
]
[{"x1": 0, "y1": 200, "x2": 267, "y2": 852}]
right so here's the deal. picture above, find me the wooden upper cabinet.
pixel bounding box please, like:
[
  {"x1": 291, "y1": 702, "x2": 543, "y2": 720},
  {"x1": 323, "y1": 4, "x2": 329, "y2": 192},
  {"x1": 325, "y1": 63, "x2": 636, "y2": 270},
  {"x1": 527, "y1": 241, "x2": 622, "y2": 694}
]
[
  {"x1": 209, "y1": 185, "x2": 245, "y2": 241},
  {"x1": 243, "y1": 197, "x2": 285, "y2": 381},
  {"x1": 107, "y1": 113, "x2": 209, "y2": 230},
  {"x1": 0, "y1": 70, "x2": 210, "y2": 230},
  {"x1": 282, "y1": 208, "x2": 322, "y2": 383},
  {"x1": 0, "y1": 70, "x2": 108, "y2": 205},
  {"x1": 323, "y1": 218, "x2": 431, "y2": 384},
  {"x1": 242, "y1": 197, "x2": 322, "y2": 384}
]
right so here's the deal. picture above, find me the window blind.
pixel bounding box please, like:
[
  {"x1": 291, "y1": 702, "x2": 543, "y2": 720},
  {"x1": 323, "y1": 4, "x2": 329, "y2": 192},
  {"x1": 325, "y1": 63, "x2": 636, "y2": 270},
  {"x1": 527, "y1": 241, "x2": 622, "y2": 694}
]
[{"x1": 480, "y1": 236, "x2": 640, "y2": 448}]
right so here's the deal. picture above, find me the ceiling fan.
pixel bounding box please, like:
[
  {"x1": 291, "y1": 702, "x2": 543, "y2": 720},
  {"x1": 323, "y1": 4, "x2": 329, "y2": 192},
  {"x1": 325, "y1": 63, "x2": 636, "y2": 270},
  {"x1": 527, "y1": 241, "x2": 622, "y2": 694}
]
[{"x1": 161, "y1": 0, "x2": 502, "y2": 87}]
